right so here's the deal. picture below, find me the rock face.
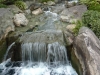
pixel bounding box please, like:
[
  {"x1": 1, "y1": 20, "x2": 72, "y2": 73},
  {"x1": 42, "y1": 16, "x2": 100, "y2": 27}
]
[
  {"x1": 0, "y1": 8, "x2": 15, "y2": 40},
  {"x1": 13, "y1": 13, "x2": 29, "y2": 27},
  {"x1": 73, "y1": 27, "x2": 100, "y2": 75},
  {"x1": 0, "y1": 8, "x2": 15, "y2": 62},
  {"x1": 60, "y1": 5, "x2": 87, "y2": 23}
]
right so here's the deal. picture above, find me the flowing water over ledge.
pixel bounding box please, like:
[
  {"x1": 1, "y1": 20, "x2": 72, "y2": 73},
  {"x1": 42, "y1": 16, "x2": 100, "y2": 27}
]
[{"x1": 0, "y1": 42, "x2": 78, "y2": 75}]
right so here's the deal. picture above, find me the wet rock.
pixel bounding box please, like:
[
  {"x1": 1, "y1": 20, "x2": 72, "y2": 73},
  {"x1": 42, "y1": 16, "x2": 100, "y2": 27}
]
[
  {"x1": 73, "y1": 27, "x2": 100, "y2": 75},
  {"x1": 32, "y1": 8, "x2": 43, "y2": 15},
  {"x1": 47, "y1": 1, "x2": 55, "y2": 6},
  {"x1": 19, "y1": 30, "x2": 64, "y2": 44},
  {"x1": 60, "y1": 5, "x2": 87, "y2": 23},
  {"x1": 13, "y1": 13, "x2": 29, "y2": 27}
]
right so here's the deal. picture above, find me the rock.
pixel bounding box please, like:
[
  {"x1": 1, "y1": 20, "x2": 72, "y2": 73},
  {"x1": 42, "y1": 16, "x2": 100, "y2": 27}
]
[
  {"x1": 32, "y1": 8, "x2": 43, "y2": 15},
  {"x1": 60, "y1": 15, "x2": 70, "y2": 22},
  {"x1": 0, "y1": 8, "x2": 15, "y2": 62},
  {"x1": 28, "y1": 3, "x2": 42, "y2": 11},
  {"x1": 47, "y1": 1, "x2": 55, "y2": 6},
  {"x1": 13, "y1": 13, "x2": 29, "y2": 27},
  {"x1": 73, "y1": 27, "x2": 100, "y2": 75},
  {"x1": 60, "y1": 5, "x2": 87, "y2": 23},
  {"x1": 65, "y1": 1, "x2": 76, "y2": 8},
  {"x1": 24, "y1": 9, "x2": 31, "y2": 15},
  {"x1": 8, "y1": 5, "x2": 23, "y2": 14},
  {"x1": 66, "y1": 24, "x2": 76, "y2": 32},
  {"x1": 0, "y1": 8, "x2": 15, "y2": 40},
  {"x1": 64, "y1": 30, "x2": 75, "y2": 46}
]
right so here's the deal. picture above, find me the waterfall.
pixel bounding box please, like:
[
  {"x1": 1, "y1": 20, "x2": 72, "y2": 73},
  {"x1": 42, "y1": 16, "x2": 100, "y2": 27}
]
[
  {"x1": 21, "y1": 42, "x2": 47, "y2": 62},
  {"x1": 21, "y1": 42, "x2": 68, "y2": 65},
  {"x1": 0, "y1": 42, "x2": 78, "y2": 75},
  {"x1": 3, "y1": 42, "x2": 15, "y2": 61}
]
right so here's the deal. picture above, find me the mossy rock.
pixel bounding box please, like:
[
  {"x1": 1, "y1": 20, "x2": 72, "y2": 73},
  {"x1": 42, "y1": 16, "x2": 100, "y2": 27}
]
[{"x1": 0, "y1": 39, "x2": 7, "y2": 62}]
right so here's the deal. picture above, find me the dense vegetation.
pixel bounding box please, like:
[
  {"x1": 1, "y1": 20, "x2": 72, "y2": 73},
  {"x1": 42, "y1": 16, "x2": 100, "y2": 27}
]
[
  {"x1": 0, "y1": 0, "x2": 54, "y2": 9},
  {"x1": 80, "y1": 0, "x2": 100, "y2": 12},
  {"x1": 73, "y1": 0, "x2": 100, "y2": 39},
  {"x1": 0, "y1": 0, "x2": 26, "y2": 10}
]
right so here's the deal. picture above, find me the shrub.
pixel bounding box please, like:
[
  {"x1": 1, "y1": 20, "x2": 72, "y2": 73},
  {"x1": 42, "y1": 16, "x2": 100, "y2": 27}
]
[
  {"x1": 73, "y1": 10, "x2": 100, "y2": 38},
  {"x1": 39, "y1": 0, "x2": 54, "y2": 3},
  {"x1": 15, "y1": 1, "x2": 26, "y2": 10},
  {"x1": 82, "y1": 10, "x2": 100, "y2": 38},
  {"x1": 0, "y1": 3, "x2": 7, "y2": 8},
  {"x1": 73, "y1": 20, "x2": 83, "y2": 36},
  {"x1": 79, "y1": 0, "x2": 100, "y2": 12}
]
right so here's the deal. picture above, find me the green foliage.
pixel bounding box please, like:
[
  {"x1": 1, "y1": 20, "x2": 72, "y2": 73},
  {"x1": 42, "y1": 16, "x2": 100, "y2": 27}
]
[
  {"x1": 79, "y1": 0, "x2": 100, "y2": 12},
  {"x1": 73, "y1": 20, "x2": 83, "y2": 35},
  {"x1": 39, "y1": 0, "x2": 54, "y2": 3},
  {"x1": 73, "y1": 10, "x2": 100, "y2": 38},
  {"x1": 82, "y1": 10, "x2": 100, "y2": 38},
  {"x1": 15, "y1": 1, "x2": 26, "y2": 10},
  {"x1": 0, "y1": 3, "x2": 7, "y2": 8}
]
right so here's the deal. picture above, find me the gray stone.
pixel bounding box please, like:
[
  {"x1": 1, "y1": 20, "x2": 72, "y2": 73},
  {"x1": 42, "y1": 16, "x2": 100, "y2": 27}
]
[
  {"x1": 47, "y1": 1, "x2": 55, "y2": 6},
  {"x1": 19, "y1": 30, "x2": 64, "y2": 44},
  {"x1": 60, "y1": 5, "x2": 87, "y2": 23},
  {"x1": 13, "y1": 13, "x2": 29, "y2": 27},
  {"x1": 0, "y1": 8, "x2": 15, "y2": 40},
  {"x1": 73, "y1": 27, "x2": 100, "y2": 75},
  {"x1": 32, "y1": 8, "x2": 43, "y2": 15}
]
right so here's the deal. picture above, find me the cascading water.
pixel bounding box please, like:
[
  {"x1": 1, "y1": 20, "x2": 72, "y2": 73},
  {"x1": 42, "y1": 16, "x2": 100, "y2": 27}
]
[
  {"x1": 0, "y1": 0, "x2": 79, "y2": 74},
  {"x1": 3, "y1": 42, "x2": 15, "y2": 61},
  {"x1": 0, "y1": 42, "x2": 78, "y2": 75}
]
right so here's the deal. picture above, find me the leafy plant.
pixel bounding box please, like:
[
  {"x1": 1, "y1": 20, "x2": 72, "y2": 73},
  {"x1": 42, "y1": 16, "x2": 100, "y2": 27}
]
[
  {"x1": 15, "y1": 1, "x2": 26, "y2": 10},
  {"x1": 0, "y1": 3, "x2": 7, "y2": 8},
  {"x1": 39, "y1": 0, "x2": 54, "y2": 3},
  {"x1": 73, "y1": 20, "x2": 83, "y2": 36},
  {"x1": 82, "y1": 10, "x2": 100, "y2": 38},
  {"x1": 73, "y1": 10, "x2": 100, "y2": 38},
  {"x1": 79, "y1": 0, "x2": 100, "y2": 12}
]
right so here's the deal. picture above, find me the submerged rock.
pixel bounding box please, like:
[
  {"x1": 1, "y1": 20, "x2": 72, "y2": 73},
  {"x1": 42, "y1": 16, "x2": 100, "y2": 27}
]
[
  {"x1": 73, "y1": 27, "x2": 100, "y2": 75},
  {"x1": 13, "y1": 13, "x2": 29, "y2": 27}
]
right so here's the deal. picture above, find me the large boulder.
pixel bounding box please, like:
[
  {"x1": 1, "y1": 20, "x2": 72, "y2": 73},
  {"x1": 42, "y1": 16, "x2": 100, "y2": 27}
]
[
  {"x1": 0, "y1": 8, "x2": 15, "y2": 40},
  {"x1": 0, "y1": 8, "x2": 15, "y2": 62},
  {"x1": 13, "y1": 13, "x2": 29, "y2": 27},
  {"x1": 60, "y1": 5, "x2": 87, "y2": 23},
  {"x1": 73, "y1": 27, "x2": 100, "y2": 75}
]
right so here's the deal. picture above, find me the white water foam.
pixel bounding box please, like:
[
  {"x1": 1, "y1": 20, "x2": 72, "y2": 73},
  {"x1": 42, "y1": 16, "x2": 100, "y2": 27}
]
[{"x1": 0, "y1": 59, "x2": 78, "y2": 75}]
